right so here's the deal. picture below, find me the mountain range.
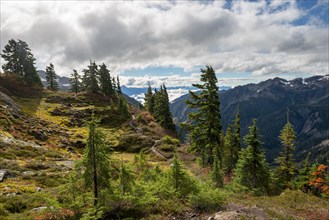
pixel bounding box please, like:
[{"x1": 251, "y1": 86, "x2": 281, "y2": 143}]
[{"x1": 170, "y1": 75, "x2": 329, "y2": 163}]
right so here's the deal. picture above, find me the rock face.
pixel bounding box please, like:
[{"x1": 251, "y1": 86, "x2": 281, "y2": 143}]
[
  {"x1": 0, "y1": 90, "x2": 21, "y2": 115},
  {"x1": 0, "y1": 169, "x2": 8, "y2": 182}
]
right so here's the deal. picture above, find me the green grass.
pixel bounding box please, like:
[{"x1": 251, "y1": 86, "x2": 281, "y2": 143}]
[{"x1": 226, "y1": 190, "x2": 329, "y2": 220}]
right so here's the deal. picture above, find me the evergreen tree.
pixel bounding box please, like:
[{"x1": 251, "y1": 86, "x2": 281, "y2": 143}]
[
  {"x1": 116, "y1": 76, "x2": 122, "y2": 94},
  {"x1": 211, "y1": 155, "x2": 223, "y2": 188},
  {"x1": 119, "y1": 160, "x2": 135, "y2": 196},
  {"x1": 1, "y1": 39, "x2": 21, "y2": 76},
  {"x1": 134, "y1": 151, "x2": 147, "y2": 175},
  {"x1": 169, "y1": 152, "x2": 197, "y2": 196},
  {"x1": 112, "y1": 77, "x2": 117, "y2": 94},
  {"x1": 275, "y1": 122, "x2": 296, "y2": 189},
  {"x1": 234, "y1": 119, "x2": 270, "y2": 193},
  {"x1": 45, "y1": 63, "x2": 59, "y2": 91},
  {"x1": 153, "y1": 84, "x2": 176, "y2": 132},
  {"x1": 223, "y1": 125, "x2": 235, "y2": 175},
  {"x1": 81, "y1": 114, "x2": 111, "y2": 205},
  {"x1": 69, "y1": 69, "x2": 81, "y2": 94},
  {"x1": 118, "y1": 95, "x2": 130, "y2": 118},
  {"x1": 295, "y1": 153, "x2": 312, "y2": 193},
  {"x1": 233, "y1": 108, "x2": 241, "y2": 165},
  {"x1": 98, "y1": 63, "x2": 113, "y2": 96},
  {"x1": 1, "y1": 39, "x2": 42, "y2": 86},
  {"x1": 144, "y1": 82, "x2": 154, "y2": 113},
  {"x1": 185, "y1": 66, "x2": 222, "y2": 167},
  {"x1": 83, "y1": 60, "x2": 99, "y2": 93},
  {"x1": 170, "y1": 153, "x2": 186, "y2": 190}
]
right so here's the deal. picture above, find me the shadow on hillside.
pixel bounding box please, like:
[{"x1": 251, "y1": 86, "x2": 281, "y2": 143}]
[{"x1": 0, "y1": 75, "x2": 44, "y2": 115}]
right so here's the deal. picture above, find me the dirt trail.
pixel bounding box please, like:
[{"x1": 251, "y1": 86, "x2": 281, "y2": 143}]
[{"x1": 129, "y1": 115, "x2": 168, "y2": 160}]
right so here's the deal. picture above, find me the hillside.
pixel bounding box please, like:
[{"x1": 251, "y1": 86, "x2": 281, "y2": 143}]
[
  {"x1": 0, "y1": 79, "x2": 181, "y2": 219},
  {"x1": 170, "y1": 75, "x2": 329, "y2": 163},
  {"x1": 0, "y1": 77, "x2": 328, "y2": 219}
]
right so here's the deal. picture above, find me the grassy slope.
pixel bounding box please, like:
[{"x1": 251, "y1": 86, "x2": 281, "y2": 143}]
[{"x1": 0, "y1": 89, "x2": 328, "y2": 219}]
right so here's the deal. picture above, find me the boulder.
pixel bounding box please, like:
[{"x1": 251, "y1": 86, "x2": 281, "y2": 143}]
[
  {"x1": 0, "y1": 91, "x2": 21, "y2": 115},
  {"x1": 30, "y1": 129, "x2": 48, "y2": 141},
  {"x1": 0, "y1": 169, "x2": 8, "y2": 182}
]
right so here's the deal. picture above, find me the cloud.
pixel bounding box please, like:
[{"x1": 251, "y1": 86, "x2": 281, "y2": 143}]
[{"x1": 1, "y1": 0, "x2": 328, "y2": 84}]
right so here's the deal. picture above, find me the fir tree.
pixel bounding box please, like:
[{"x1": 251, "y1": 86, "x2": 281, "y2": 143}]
[
  {"x1": 70, "y1": 69, "x2": 81, "y2": 94},
  {"x1": 144, "y1": 82, "x2": 154, "y2": 113},
  {"x1": 170, "y1": 153, "x2": 186, "y2": 190},
  {"x1": 83, "y1": 60, "x2": 99, "y2": 93},
  {"x1": 275, "y1": 122, "x2": 296, "y2": 189},
  {"x1": 81, "y1": 114, "x2": 111, "y2": 205},
  {"x1": 233, "y1": 108, "x2": 241, "y2": 165},
  {"x1": 169, "y1": 152, "x2": 197, "y2": 196},
  {"x1": 1, "y1": 39, "x2": 42, "y2": 86},
  {"x1": 119, "y1": 160, "x2": 135, "y2": 196},
  {"x1": 98, "y1": 63, "x2": 113, "y2": 96},
  {"x1": 153, "y1": 84, "x2": 176, "y2": 133},
  {"x1": 116, "y1": 76, "x2": 122, "y2": 94},
  {"x1": 185, "y1": 66, "x2": 222, "y2": 167},
  {"x1": 295, "y1": 153, "x2": 312, "y2": 193},
  {"x1": 211, "y1": 156, "x2": 223, "y2": 188},
  {"x1": 223, "y1": 125, "x2": 235, "y2": 175},
  {"x1": 234, "y1": 119, "x2": 270, "y2": 193},
  {"x1": 118, "y1": 95, "x2": 130, "y2": 118},
  {"x1": 45, "y1": 63, "x2": 59, "y2": 91},
  {"x1": 112, "y1": 77, "x2": 117, "y2": 94},
  {"x1": 134, "y1": 150, "x2": 147, "y2": 175}
]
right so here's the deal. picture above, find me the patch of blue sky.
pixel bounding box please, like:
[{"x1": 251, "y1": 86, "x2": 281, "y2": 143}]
[{"x1": 294, "y1": 0, "x2": 328, "y2": 26}]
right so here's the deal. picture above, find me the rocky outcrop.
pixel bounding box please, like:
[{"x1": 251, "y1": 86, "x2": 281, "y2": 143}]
[
  {"x1": 208, "y1": 204, "x2": 268, "y2": 220},
  {"x1": 0, "y1": 133, "x2": 45, "y2": 149},
  {"x1": 0, "y1": 169, "x2": 8, "y2": 182},
  {"x1": 0, "y1": 91, "x2": 21, "y2": 115}
]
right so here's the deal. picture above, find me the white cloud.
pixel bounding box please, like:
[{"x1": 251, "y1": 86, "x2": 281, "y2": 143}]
[{"x1": 1, "y1": 0, "x2": 328, "y2": 84}]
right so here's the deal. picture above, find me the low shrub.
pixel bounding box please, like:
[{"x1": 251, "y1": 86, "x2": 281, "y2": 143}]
[
  {"x1": 3, "y1": 195, "x2": 27, "y2": 213},
  {"x1": 161, "y1": 135, "x2": 180, "y2": 146},
  {"x1": 188, "y1": 184, "x2": 226, "y2": 212}
]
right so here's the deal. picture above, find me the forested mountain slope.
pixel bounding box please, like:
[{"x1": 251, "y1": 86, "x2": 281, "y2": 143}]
[{"x1": 171, "y1": 75, "x2": 329, "y2": 163}]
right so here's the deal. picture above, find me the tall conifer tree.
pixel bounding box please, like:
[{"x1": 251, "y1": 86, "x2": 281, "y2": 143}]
[
  {"x1": 70, "y1": 69, "x2": 81, "y2": 94},
  {"x1": 234, "y1": 119, "x2": 270, "y2": 193},
  {"x1": 275, "y1": 122, "x2": 296, "y2": 189},
  {"x1": 223, "y1": 125, "x2": 235, "y2": 175},
  {"x1": 185, "y1": 66, "x2": 222, "y2": 167},
  {"x1": 144, "y1": 82, "x2": 154, "y2": 113},
  {"x1": 233, "y1": 108, "x2": 241, "y2": 164},
  {"x1": 98, "y1": 63, "x2": 113, "y2": 96},
  {"x1": 1, "y1": 39, "x2": 42, "y2": 86},
  {"x1": 45, "y1": 63, "x2": 59, "y2": 91},
  {"x1": 116, "y1": 76, "x2": 122, "y2": 94},
  {"x1": 83, "y1": 60, "x2": 99, "y2": 93},
  {"x1": 153, "y1": 84, "x2": 176, "y2": 132},
  {"x1": 81, "y1": 114, "x2": 111, "y2": 205}
]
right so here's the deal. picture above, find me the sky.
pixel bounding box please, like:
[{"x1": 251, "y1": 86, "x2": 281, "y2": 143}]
[{"x1": 1, "y1": 0, "x2": 328, "y2": 91}]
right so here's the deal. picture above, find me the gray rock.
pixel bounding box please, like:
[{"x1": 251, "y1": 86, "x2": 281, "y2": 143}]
[
  {"x1": 30, "y1": 206, "x2": 48, "y2": 212},
  {"x1": 35, "y1": 187, "x2": 42, "y2": 192},
  {"x1": 30, "y1": 129, "x2": 48, "y2": 141},
  {"x1": 0, "y1": 133, "x2": 45, "y2": 149},
  {"x1": 22, "y1": 171, "x2": 35, "y2": 176},
  {"x1": 0, "y1": 169, "x2": 8, "y2": 182},
  {"x1": 0, "y1": 91, "x2": 21, "y2": 114}
]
